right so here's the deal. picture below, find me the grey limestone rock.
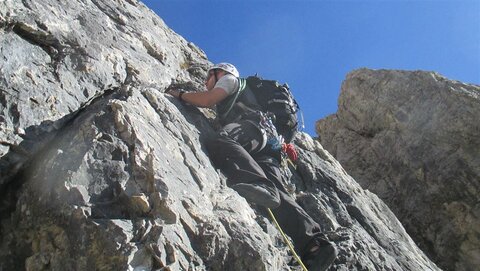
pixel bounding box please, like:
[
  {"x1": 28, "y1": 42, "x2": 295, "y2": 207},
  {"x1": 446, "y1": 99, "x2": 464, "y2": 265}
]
[
  {"x1": 316, "y1": 68, "x2": 480, "y2": 271},
  {"x1": 1, "y1": 1, "x2": 441, "y2": 270}
]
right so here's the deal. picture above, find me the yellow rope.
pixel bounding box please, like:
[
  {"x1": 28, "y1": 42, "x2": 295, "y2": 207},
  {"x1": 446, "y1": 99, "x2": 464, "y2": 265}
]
[
  {"x1": 267, "y1": 208, "x2": 308, "y2": 271},
  {"x1": 287, "y1": 158, "x2": 297, "y2": 170}
]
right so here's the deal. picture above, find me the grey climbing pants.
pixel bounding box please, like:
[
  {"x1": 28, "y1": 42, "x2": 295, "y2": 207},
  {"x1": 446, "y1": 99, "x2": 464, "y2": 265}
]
[{"x1": 206, "y1": 134, "x2": 323, "y2": 256}]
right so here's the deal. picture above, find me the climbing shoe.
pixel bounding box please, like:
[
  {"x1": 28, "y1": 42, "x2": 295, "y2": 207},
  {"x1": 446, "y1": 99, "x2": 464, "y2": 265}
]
[
  {"x1": 231, "y1": 182, "x2": 281, "y2": 209},
  {"x1": 302, "y1": 236, "x2": 337, "y2": 271}
]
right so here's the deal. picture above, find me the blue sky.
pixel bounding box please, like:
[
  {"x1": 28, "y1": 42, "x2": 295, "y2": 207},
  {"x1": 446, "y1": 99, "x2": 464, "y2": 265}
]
[{"x1": 141, "y1": 0, "x2": 480, "y2": 136}]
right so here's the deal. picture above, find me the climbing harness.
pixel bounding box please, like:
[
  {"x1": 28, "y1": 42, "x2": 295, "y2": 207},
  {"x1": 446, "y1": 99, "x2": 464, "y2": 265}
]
[{"x1": 267, "y1": 208, "x2": 308, "y2": 271}]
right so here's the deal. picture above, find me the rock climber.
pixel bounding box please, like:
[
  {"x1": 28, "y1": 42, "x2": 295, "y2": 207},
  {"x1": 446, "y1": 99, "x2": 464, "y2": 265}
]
[{"x1": 167, "y1": 63, "x2": 337, "y2": 271}]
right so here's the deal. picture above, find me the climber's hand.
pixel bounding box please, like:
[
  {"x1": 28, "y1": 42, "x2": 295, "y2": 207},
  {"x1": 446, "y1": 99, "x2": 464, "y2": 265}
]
[
  {"x1": 165, "y1": 88, "x2": 187, "y2": 102},
  {"x1": 282, "y1": 143, "x2": 298, "y2": 161}
]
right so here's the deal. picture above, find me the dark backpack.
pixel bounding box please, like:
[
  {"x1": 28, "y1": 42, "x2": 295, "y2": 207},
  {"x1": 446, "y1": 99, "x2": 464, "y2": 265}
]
[{"x1": 240, "y1": 75, "x2": 301, "y2": 143}]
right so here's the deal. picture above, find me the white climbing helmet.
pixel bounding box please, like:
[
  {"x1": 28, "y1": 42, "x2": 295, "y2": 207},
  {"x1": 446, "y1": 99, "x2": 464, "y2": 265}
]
[{"x1": 208, "y1": 63, "x2": 239, "y2": 78}]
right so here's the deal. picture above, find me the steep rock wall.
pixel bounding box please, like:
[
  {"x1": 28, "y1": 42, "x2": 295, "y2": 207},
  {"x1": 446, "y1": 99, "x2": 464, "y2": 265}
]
[
  {"x1": 1, "y1": 1, "x2": 440, "y2": 270},
  {"x1": 316, "y1": 69, "x2": 480, "y2": 271}
]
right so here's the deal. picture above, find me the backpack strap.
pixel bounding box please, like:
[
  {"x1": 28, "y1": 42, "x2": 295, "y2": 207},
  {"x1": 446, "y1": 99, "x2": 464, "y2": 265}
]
[{"x1": 219, "y1": 78, "x2": 247, "y2": 120}]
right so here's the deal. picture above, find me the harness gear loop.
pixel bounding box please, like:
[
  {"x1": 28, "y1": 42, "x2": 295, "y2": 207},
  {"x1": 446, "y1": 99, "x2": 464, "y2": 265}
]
[{"x1": 267, "y1": 208, "x2": 308, "y2": 271}]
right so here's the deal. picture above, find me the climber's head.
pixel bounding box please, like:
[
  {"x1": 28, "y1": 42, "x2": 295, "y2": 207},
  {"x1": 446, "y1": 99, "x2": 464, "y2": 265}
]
[
  {"x1": 205, "y1": 63, "x2": 239, "y2": 91},
  {"x1": 208, "y1": 63, "x2": 239, "y2": 78}
]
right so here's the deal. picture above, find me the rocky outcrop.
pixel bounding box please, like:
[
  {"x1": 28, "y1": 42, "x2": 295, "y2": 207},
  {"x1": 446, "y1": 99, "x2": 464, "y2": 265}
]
[
  {"x1": 316, "y1": 69, "x2": 480, "y2": 271},
  {"x1": 1, "y1": 1, "x2": 441, "y2": 270}
]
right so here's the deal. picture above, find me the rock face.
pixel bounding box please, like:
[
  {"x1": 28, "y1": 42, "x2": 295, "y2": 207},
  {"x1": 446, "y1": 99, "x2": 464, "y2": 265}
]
[
  {"x1": 316, "y1": 69, "x2": 480, "y2": 271},
  {"x1": 1, "y1": 1, "x2": 441, "y2": 270}
]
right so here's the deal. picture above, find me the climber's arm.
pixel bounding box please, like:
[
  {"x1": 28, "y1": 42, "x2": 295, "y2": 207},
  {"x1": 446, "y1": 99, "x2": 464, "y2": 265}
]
[{"x1": 168, "y1": 88, "x2": 228, "y2": 108}]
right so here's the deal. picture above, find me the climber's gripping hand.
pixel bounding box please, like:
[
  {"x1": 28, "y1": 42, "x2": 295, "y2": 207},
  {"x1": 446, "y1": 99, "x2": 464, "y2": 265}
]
[
  {"x1": 165, "y1": 87, "x2": 185, "y2": 101},
  {"x1": 282, "y1": 143, "x2": 298, "y2": 162}
]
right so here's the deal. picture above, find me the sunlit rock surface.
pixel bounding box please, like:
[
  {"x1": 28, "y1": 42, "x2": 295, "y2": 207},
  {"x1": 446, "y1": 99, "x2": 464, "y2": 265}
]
[
  {"x1": 317, "y1": 68, "x2": 480, "y2": 271},
  {"x1": 1, "y1": 1, "x2": 441, "y2": 270}
]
